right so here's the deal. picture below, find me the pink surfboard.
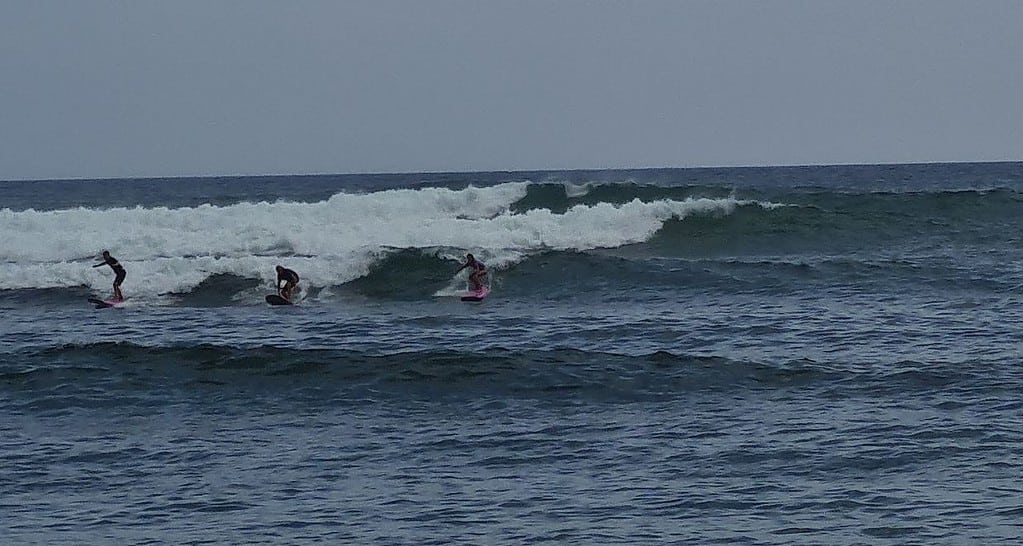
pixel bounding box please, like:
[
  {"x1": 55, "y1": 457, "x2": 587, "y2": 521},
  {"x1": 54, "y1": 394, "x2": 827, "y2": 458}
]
[
  {"x1": 460, "y1": 286, "x2": 490, "y2": 302},
  {"x1": 88, "y1": 298, "x2": 125, "y2": 309}
]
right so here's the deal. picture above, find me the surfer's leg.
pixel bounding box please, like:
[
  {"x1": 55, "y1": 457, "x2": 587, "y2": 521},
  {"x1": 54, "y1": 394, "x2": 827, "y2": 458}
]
[{"x1": 113, "y1": 270, "x2": 125, "y2": 301}]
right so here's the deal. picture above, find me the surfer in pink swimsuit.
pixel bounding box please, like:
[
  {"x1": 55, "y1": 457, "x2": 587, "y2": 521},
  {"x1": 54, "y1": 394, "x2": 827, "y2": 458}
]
[{"x1": 456, "y1": 253, "x2": 487, "y2": 291}]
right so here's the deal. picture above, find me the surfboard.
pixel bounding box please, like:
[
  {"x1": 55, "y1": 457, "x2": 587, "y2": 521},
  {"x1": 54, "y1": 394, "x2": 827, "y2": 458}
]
[
  {"x1": 460, "y1": 286, "x2": 490, "y2": 302},
  {"x1": 265, "y1": 294, "x2": 293, "y2": 306},
  {"x1": 88, "y1": 298, "x2": 123, "y2": 309}
]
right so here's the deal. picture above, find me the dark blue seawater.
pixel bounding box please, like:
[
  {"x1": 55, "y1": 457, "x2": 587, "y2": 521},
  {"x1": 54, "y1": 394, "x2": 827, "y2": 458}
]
[{"x1": 2, "y1": 163, "x2": 1022, "y2": 544}]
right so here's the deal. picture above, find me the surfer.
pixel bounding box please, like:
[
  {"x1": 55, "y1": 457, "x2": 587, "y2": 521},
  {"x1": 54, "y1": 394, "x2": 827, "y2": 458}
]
[
  {"x1": 455, "y1": 253, "x2": 487, "y2": 291},
  {"x1": 92, "y1": 250, "x2": 126, "y2": 302},
  {"x1": 275, "y1": 265, "x2": 300, "y2": 302}
]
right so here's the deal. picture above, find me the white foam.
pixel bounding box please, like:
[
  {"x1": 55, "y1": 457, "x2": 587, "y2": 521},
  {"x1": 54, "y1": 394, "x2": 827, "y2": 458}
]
[
  {"x1": 562, "y1": 181, "x2": 595, "y2": 198},
  {"x1": 1, "y1": 183, "x2": 768, "y2": 296}
]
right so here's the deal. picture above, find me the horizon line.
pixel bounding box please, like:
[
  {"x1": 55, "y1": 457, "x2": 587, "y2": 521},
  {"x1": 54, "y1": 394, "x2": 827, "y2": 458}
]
[{"x1": 2, "y1": 158, "x2": 1021, "y2": 184}]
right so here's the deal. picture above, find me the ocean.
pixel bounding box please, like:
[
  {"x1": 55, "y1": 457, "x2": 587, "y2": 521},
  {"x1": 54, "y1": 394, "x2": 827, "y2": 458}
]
[{"x1": 2, "y1": 162, "x2": 1022, "y2": 544}]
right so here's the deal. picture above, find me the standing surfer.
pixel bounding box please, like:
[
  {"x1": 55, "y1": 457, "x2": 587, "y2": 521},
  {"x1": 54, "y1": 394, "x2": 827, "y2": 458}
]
[
  {"x1": 275, "y1": 265, "x2": 300, "y2": 302},
  {"x1": 455, "y1": 253, "x2": 487, "y2": 291},
  {"x1": 93, "y1": 250, "x2": 126, "y2": 302}
]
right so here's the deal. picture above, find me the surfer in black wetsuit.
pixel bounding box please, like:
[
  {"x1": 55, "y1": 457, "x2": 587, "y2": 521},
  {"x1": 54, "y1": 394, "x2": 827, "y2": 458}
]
[
  {"x1": 275, "y1": 265, "x2": 300, "y2": 302},
  {"x1": 455, "y1": 253, "x2": 487, "y2": 291},
  {"x1": 93, "y1": 250, "x2": 126, "y2": 302}
]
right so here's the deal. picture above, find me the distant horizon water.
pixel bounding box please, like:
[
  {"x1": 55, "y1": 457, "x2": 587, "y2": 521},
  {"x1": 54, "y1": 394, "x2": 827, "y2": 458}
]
[{"x1": 5, "y1": 158, "x2": 1021, "y2": 183}]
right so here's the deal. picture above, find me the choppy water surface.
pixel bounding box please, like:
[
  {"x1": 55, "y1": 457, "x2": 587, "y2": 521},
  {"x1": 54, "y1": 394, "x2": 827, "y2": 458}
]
[{"x1": 2, "y1": 163, "x2": 1022, "y2": 544}]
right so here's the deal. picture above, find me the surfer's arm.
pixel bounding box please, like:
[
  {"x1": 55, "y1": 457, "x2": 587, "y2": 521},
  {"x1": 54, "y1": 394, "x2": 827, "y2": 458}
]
[{"x1": 92, "y1": 262, "x2": 105, "y2": 268}]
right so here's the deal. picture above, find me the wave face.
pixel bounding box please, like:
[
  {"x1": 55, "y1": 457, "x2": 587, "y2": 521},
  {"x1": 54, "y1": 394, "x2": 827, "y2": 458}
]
[{"x1": 1, "y1": 180, "x2": 772, "y2": 300}]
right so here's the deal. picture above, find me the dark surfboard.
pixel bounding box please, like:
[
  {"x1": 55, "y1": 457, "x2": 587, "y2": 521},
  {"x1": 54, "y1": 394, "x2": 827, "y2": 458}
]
[{"x1": 265, "y1": 294, "x2": 293, "y2": 306}]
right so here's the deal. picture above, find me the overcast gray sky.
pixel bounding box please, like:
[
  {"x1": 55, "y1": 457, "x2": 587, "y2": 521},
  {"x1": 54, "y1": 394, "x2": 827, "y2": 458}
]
[{"x1": 1, "y1": 1, "x2": 1020, "y2": 180}]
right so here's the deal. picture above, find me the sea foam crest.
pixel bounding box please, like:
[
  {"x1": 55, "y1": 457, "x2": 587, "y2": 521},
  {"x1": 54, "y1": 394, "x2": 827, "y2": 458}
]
[{"x1": 1, "y1": 183, "x2": 759, "y2": 295}]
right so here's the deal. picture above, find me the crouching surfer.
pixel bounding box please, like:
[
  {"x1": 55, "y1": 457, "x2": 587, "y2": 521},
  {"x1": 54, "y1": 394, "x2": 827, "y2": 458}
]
[
  {"x1": 93, "y1": 250, "x2": 126, "y2": 302},
  {"x1": 455, "y1": 253, "x2": 487, "y2": 291},
  {"x1": 276, "y1": 265, "x2": 300, "y2": 302}
]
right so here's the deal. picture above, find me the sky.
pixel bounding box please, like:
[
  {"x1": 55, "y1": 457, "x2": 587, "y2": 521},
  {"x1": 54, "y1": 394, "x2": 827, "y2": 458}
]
[{"x1": 1, "y1": 0, "x2": 1021, "y2": 180}]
